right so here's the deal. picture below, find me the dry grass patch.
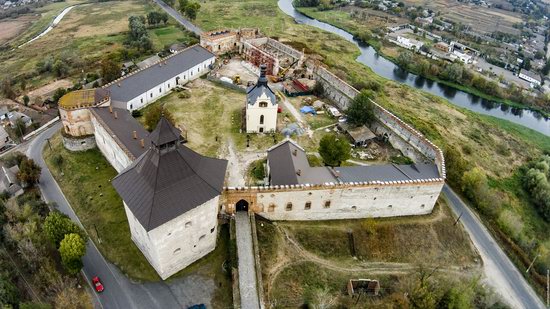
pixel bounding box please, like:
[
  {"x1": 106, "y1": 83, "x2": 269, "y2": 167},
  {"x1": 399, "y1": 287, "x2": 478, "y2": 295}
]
[{"x1": 281, "y1": 199, "x2": 479, "y2": 267}]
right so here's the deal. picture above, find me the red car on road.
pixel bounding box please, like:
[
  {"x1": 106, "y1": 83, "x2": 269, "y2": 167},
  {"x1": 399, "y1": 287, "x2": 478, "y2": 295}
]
[{"x1": 92, "y1": 276, "x2": 104, "y2": 293}]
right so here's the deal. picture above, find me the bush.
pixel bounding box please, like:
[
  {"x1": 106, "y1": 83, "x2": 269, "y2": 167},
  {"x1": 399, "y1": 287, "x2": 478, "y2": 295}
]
[{"x1": 319, "y1": 134, "x2": 351, "y2": 167}]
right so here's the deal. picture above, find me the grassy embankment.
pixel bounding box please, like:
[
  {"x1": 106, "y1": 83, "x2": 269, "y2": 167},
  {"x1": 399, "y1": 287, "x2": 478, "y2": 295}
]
[
  {"x1": 195, "y1": 0, "x2": 550, "y2": 296},
  {"x1": 256, "y1": 200, "x2": 484, "y2": 307},
  {"x1": 296, "y1": 6, "x2": 549, "y2": 117},
  {"x1": 0, "y1": 0, "x2": 194, "y2": 89},
  {"x1": 43, "y1": 132, "x2": 233, "y2": 302}
]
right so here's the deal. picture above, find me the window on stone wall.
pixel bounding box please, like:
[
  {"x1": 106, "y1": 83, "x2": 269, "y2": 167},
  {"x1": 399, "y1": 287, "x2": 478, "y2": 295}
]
[
  {"x1": 305, "y1": 202, "x2": 311, "y2": 210},
  {"x1": 286, "y1": 203, "x2": 293, "y2": 211},
  {"x1": 159, "y1": 88, "x2": 161, "y2": 93},
  {"x1": 185, "y1": 221, "x2": 192, "y2": 228},
  {"x1": 324, "y1": 200, "x2": 331, "y2": 208},
  {"x1": 421, "y1": 204, "x2": 425, "y2": 208},
  {"x1": 259, "y1": 102, "x2": 268, "y2": 107},
  {"x1": 388, "y1": 205, "x2": 393, "y2": 208},
  {"x1": 141, "y1": 98, "x2": 143, "y2": 104},
  {"x1": 199, "y1": 235, "x2": 206, "y2": 241},
  {"x1": 173, "y1": 248, "x2": 181, "y2": 255},
  {"x1": 130, "y1": 104, "x2": 133, "y2": 110},
  {"x1": 211, "y1": 227, "x2": 215, "y2": 233},
  {"x1": 268, "y1": 204, "x2": 275, "y2": 212},
  {"x1": 150, "y1": 93, "x2": 153, "y2": 98},
  {"x1": 352, "y1": 206, "x2": 357, "y2": 211}
]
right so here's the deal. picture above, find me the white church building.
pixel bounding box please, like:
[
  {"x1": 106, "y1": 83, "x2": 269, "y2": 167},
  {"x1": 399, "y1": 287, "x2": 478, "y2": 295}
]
[{"x1": 245, "y1": 65, "x2": 278, "y2": 133}]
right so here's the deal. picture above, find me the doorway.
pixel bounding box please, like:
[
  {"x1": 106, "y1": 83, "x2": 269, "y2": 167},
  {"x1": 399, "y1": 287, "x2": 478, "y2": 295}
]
[{"x1": 236, "y1": 199, "x2": 249, "y2": 212}]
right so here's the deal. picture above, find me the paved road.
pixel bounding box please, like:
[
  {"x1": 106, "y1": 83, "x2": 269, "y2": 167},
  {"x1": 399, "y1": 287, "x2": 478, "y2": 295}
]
[
  {"x1": 235, "y1": 212, "x2": 261, "y2": 309},
  {"x1": 27, "y1": 123, "x2": 216, "y2": 309},
  {"x1": 152, "y1": 0, "x2": 202, "y2": 36},
  {"x1": 442, "y1": 184, "x2": 545, "y2": 309}
]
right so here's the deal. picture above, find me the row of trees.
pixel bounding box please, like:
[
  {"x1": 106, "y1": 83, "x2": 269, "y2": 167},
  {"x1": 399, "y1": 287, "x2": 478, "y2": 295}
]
[
  {"x1": 146, "y1": 11, "x2": 169, "y2": 26},
  {"x1": 127, "y1": 16, "x2": 153, "y2": 52},
  {"x1": 0, "y1": 153, "x2": 89, "y2": 308}
]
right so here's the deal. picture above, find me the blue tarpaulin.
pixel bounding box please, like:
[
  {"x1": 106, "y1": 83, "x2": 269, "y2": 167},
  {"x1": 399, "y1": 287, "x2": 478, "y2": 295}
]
[{"x1": 300, "y1": 106, "x2": 316, "y2": 115}]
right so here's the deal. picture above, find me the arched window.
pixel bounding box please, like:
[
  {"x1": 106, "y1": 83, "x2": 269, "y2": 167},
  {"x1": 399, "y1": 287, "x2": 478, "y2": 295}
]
[
  {"x1": 260, "y1": 115, "x2": 264, "y2": 124},
  {"x1": 268, "y1": 204, "x2": 275, "y2": 212},
  {"x1": 286, "y1": 202, "x2": 293, "y2": 211}
]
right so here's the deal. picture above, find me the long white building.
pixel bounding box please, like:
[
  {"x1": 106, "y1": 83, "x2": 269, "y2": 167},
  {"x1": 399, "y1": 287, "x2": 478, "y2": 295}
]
[{"x1": 105, "y1": 45, "x2": 216, "y2": 111}]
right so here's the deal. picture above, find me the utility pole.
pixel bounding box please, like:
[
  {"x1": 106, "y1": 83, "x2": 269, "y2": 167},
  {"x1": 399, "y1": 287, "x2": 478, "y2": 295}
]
[
  {"x1": 526, "y1": 254, "x2": 539, "y2": 273},
  {"x1": 546, "y1": 268, "x2": 549, "y2": 308},
  {"x1": 453, "y1": 212, "x2": 463, "y2": 226},
  {"x1": 46, "y1": 138, "x2": 52, "y2": 151}
]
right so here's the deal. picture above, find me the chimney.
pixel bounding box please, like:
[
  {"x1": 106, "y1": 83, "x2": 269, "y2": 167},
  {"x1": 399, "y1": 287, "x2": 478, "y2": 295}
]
[
  {"x1": 114, "y1": 111, "x2": 118, "y2": 119},
  {"x1": 109, "y1": 106, "x2": 112, "y2": 113},
  {"x1": 140, "y1": 139, "x2": 145, "y2": 148},
  {"x1": 132, "y1": 130, "x2": 137, "y2": 139},
  {"x1": 296, "y1": 169, "x2": 301, "y2": 176},
  {"x1": 292, "y1": 149, "x2": 297, "y2": 156}
]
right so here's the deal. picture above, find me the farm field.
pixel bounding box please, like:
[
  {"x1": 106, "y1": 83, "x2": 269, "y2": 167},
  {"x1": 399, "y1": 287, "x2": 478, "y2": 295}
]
[
  {"x1": 0, "y1": 0, "x2": 193, "y2": 89},
  {"x1": 401, "y1": 0, "x2": 522, "y2": 35},
  {"x1": 0, "y1": 15, "x2": 38, "y2": 45}
]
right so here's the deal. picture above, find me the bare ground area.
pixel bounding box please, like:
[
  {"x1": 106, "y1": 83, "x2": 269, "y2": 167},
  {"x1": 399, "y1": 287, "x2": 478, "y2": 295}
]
[
  {"x1": 23, "y1": 79, "x2": 73, "y2": 102},
  {"x1": 0, "y1": 15, "x2": 37, "y2": 44}
]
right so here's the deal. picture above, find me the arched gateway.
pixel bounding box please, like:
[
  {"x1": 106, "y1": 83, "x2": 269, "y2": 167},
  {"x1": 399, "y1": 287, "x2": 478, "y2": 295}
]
[{"x1": 236, "y1": 199, "x2": 249, "y2": 212}]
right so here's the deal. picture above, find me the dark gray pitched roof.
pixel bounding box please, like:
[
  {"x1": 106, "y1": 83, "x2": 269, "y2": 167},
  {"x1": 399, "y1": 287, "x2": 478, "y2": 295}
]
[
  {"x1": 247, "y1": 65, "x2": 276, "y2": 106},
  {"x1": 268, "y1": 139, "x2": 441, "y2": 186},
  {"x1": 335, "y1": 164, "x2": 440, "y2": 182},
  {"x1": 106, "y1": 45, "x2": 215, "y2": 103},
  {"x1": 112, "y1": 120, "x2": 227, "y2": 231},
  {"x1": 267, "y1": 139, "x2": 335, "y2": 185},
  {"x1": 90, "y1": 107, "x2": 151, "y2": 160},
  {"x1": 149, "y1": 117, "x2": 180, "y2": 146}
]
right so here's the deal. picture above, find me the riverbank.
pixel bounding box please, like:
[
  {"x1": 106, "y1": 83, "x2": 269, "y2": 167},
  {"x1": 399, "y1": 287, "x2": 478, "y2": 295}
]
[{"x1": 295, "y1": 6, "x2": 550, "y2": 118}]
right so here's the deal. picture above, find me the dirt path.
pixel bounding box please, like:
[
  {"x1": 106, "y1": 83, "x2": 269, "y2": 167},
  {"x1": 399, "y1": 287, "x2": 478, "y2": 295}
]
[{"x1": 224, "y1": 138, "x2": 264, "y2": 187}]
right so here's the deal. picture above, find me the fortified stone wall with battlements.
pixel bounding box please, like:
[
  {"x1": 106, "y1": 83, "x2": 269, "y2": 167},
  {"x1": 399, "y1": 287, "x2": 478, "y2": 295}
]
[{"x1": 310, "y1": 64, "x2": 445, "y2": 178}]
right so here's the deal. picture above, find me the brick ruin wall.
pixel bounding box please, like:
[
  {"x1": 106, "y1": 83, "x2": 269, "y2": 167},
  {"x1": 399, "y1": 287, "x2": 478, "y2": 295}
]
[{"x1": 310, "y1": 65, "x2": 446, "y2": 178}]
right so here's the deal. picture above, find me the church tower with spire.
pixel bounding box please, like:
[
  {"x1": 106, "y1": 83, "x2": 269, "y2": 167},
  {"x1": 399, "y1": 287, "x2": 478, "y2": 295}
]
[
  {"x1": 245, "y1": 64, "x2": 278, "y2": 133},
  {"x1": 112, "y1": 117, "x2": 228, "y2": 279}
]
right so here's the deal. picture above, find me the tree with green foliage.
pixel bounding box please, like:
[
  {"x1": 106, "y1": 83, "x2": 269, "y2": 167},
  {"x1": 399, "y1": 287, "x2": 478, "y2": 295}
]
[
  {"x1": 318, "y1": 134, "x2": 351, "y2": 167},
  {"x1": 53, "y1": 59, "x2": 69, "y2": 78},
  {"x1": 59, "y1": 233, "x2": 86, "y2": 275},
  {"x1": 461, "y1": 167, "x2": 486, "y2": 202},
  {"x1": 346, "y1": 89, "x2": 375, "y2": 127},
  {"x1": 100, "y1": 57, "x2": 121, "y2": 83},
  {"x1": 44, "y1": 211, "x2": 85, "y2": 248},
  {"x1": 23, "y1": 95, "x2": 30, "y2": 106},
  {"x1": 0, "y1": 273, "x2": 19, "y2": 307},
  {"x1": 164, "y1": 0, "x2": 175, "y2": 6},
  {"x1": 1, "y1": 79, "x2": 16, "y2": 100},
  {"x1": 183, "y1": 1, "x2": 200, "y2": 20},
  {"x1": 396, "y1": 50, "x2": 413, "y2": 70},
  {"x1": 127, "y1": 15, "x2": 153, "y2": 51},
  {"x1": 17, "y1": 157, "x2": 41, "y2": 187},
  {"x1": 144, "y1": 104, "x2": 175, "y2": 131}
]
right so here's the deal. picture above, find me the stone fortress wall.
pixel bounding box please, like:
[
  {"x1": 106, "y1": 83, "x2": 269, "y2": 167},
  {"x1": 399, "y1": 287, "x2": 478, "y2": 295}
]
[
  {"x1": 310, "y1": 64, "x2": 446, "y2": 178},
  {"x1": 61, "y1": 134, "x2": 96, "y2": 152}
]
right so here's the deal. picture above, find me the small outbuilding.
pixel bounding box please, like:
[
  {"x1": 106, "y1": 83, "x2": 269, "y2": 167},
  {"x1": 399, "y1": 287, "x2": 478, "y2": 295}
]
[
  {"x1": 339, "y1": 123, "x2": 376, "y2": 147},
  {"x1": 0, "y1": 164, "x2": 23, "y2": 197}
]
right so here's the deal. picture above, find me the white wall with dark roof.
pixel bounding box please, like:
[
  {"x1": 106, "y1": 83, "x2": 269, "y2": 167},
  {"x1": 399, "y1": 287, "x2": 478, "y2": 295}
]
[
  {"x1": 252, "y1": 182, "x2": 443, "y2": 221},
  {"x1": 246, "y1": 91, "x2": 278, "y2": 133},
  {"x1": 135, "y1": 196, "x2": 220, "y2": 280},
  {"x1": 91, "y1": 115, "x2": 132, "y2": 172},
  {"x1": 126, "y1": 57, "x2": 215, "y2": 111}
]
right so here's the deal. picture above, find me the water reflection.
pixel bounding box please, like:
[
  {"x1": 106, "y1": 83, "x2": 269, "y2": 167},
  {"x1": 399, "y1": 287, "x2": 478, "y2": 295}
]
[{"x1": 277, "y1": 0, "x2": 550, "y2": 136}]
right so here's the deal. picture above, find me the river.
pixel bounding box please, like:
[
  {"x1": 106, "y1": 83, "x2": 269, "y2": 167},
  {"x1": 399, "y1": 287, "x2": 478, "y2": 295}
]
[
  {"x1": 278, "y1": 0, "x2": 550, "y2": 136},
  {"x1": 18, "y1": 5, "x2": 76, "y2": 48}
]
